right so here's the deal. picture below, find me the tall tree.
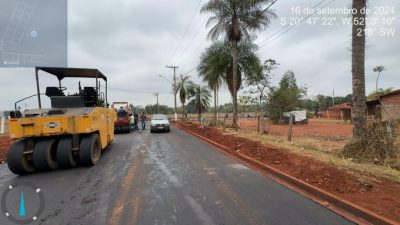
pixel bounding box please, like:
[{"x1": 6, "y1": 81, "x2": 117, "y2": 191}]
[
  {"x1": 244, "y1": 59, "x2": 277, "y2": 111},
  {"x1": 201, "y1": 0, "x2": 277, "y2": 130},
  {"x1": 243, "y1": 59, "x2": 275, "y2": 131},
  {"x1": 174, "y1": 75, "x2": 193, "y2": 120},
  {"x1": 198, "y1": 41, "x2": 262, "y2": 125},
  {"x1": 351, "y1": 0, "x2": 367, "y2": 138},
  {"x1": 144, "y1": 104, "x2": 174, "y2": 115},
  {"x1": 187, "y1": 84, "x2": 212, "y2": 123},
  {"x1": 267, "y1": 71, "x2": 306, "y2": 123},
  {"x1": 198, "y1": 44, "x2": 225, "y2": 126},
  {"x1": 129, "y1": 104, "x2": 134, "y2": 111}
]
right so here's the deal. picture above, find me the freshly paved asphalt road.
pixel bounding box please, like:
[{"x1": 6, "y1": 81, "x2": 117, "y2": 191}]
[{"x1": 0, "y1": 127, "x2": 354, "y2": 225}]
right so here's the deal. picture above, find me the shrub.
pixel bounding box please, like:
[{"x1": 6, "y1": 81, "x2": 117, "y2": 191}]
[{"x1": 342, "y1": 120, "x2": 399, "y2": 162}]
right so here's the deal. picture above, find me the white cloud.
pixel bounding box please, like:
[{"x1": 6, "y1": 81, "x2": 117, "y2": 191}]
[{"x1": 0, "y1": 0, "x2": 399, "y2": 111}]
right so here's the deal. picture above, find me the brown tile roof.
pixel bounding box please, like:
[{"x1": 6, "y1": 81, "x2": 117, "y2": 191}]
[{"x1": 327, "y1": 103, "x2": 352, "y2": 110}]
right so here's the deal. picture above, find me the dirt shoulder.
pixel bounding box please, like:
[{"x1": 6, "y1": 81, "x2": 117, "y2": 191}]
[
  {"x1": 237, "y1": 132, "x2": 400, "y2": 183},
  {"x1": 173, "y1": 121, "x2": 400, "y2": 224}
]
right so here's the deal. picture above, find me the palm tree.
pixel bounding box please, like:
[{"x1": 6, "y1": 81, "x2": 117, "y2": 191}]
[
  {"x1": 201, "y1": 0, "x2": 277, "y2": 130},
  {"x1": 174, "y1": 75, "x2": 193, "y2": 120},
  {"x1": 198, "y1": 41, "x2": 262, "y2": 125},
  {"x1": 198, "y1": 44, "x2": 225, "y2": 126},
  {"x1": 203, "y1": 75, "x2": 222, "y2": 126},
  {"x1": 351, "y1": 0, "x2": 367, "y2": 139},
  {"x1": 187, "y1": 84, "x2": 212, "y2": 123}
]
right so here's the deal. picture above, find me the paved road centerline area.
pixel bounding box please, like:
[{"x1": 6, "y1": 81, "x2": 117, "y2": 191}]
[{"x1": 0, "y1": 128, "x2": 354, "y2": 225}]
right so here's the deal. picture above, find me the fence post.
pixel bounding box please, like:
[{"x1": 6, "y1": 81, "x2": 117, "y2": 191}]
[
  {"x1": 288, "y1": 114, "x2": 294, "y2": 142},
  {"x1": 386, "y1": 121, "x2": 393, "y2": 159},
  {"x1": 266, "y1": 119, "x2": 271, "y2": 134},
  {"x1": 260, "y1": 116, "x2": 267, "y2": 134}
]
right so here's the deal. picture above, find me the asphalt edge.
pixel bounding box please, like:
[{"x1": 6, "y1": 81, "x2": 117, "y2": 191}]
[{"x1": 173, "y1": 123, "x2": 397, "y2": 225}]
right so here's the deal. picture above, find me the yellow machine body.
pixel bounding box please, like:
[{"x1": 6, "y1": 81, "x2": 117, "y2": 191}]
[
  {"x1": 9, "y1": 107, "x2": 116, "y2": 149},
  {"x1": 7, "y1": 67, "x2": 118, "y2": 175}
]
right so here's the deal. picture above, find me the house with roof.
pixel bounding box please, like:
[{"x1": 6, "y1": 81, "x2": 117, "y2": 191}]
[
  {"x1": 321, "y1": 103, "x2": 352, "y2": 121},
  {"x1": 367, "y1": 89, "x2": 400, "y2": 121}
]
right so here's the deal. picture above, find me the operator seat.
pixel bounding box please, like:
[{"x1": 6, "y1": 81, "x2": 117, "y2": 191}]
[
  {"x1": 83, "y1": 87, "x2": 98, "y2": 106},
  {"x1": 45, "y1": 87, "x2": 65, "y2": 97}
]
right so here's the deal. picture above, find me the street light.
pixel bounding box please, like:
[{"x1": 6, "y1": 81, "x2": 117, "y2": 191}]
[
  {"x1": 157, "y1": 74, "x2": 177, "y2": 120},
  {"x1": 158, "y1": 74, "x2": 172, "y2": 84}
]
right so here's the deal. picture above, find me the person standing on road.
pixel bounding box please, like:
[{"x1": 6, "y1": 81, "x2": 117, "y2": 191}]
[
  {"x1": 140, "y1": 112, "x2": 147, "y2": 130},
  {"x1": 133, "y1": 112, "x2": 139, "y2": 130}
]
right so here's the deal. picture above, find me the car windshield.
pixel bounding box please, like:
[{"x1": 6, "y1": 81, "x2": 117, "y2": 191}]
[{"x1": 152, "y1": 114, "x2": 167, "y2": 120}]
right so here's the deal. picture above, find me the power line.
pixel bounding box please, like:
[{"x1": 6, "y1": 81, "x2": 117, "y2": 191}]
[
  {"x1": 183, "y1": 0, "x2": 321, "y2": 77},
  {"x1": 178, "y1": 0, "x2": 280, "y2": 77},
  {"x1": 168, "y1": 0, "x2": 203, "y2": 64},
  {"x1": 179, "y1": 38, "x2": 207, "y2": 71},
  {"x1": 258, "y1": 0, "x2": 335, "y2": 49},
  {"x1": 258, "y1": 0, "x2": 329, "y2": 47},
  {"x1": 182, "y1": 64, "x2": 200, "y2": 76},
  {"x1": 108, "y1": 87, "x2": 169, "y2": 94},
  {"x1": 179, "y1": 0, "x2": 275, "y2": 74},
  {"x1": 240, "y1": 0, "x2": 278, "y2": 32},
  {"x1": 161, "y1": 93, "x2": 172, "y2": 105},
  {"x1": 179, "y1": 17, "x2": 208, "y2": 59},
  {"x1": 178, "y1": 35, "x2": 209, "y2": 75}
]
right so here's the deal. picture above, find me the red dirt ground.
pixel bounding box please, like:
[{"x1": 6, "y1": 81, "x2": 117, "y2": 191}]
[
  {"x1": 0, "y1": 135, "x2": 10, "y2": 163},
  {"x1": 238, "y1": 119, "x2": 353, "y2": 138},
  {"x1": 174, "y1": 121, "x2": 400, "y2": 223}
]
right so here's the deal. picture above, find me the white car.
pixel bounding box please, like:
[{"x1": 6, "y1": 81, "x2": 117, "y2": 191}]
[{"x1": 150, "y1": 114, "x2": 170, "y2": 133}]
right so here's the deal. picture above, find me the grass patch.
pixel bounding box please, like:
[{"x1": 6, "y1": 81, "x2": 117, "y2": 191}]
[
  {"x1": 234, "y1": 130, "x2": 400, "y2": 183},
  {"x1": 313, "y1": 119, "x2": 352, "y2": 125}
]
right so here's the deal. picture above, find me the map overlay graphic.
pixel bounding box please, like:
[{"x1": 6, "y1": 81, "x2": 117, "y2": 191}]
[{"x1": 0, "y1": 0, "x2": 67, "y2": 67}]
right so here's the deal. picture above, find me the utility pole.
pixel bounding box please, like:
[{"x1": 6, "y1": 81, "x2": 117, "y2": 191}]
[
  {"x1": 166, "y1": 65, "x2": 179, "y2": 120},
  {"x1": 288, "y1": 113, "x2": 294, "y2": 142},
  {"x1": 198, "y1": 85, "x2": 201, "y2": 123},
  {"x1": 154, "y1": 92, "x2": 159, "y2": 114},
  {"x1": 332, "y1": 89, "x2": 335, "y2": 106}
]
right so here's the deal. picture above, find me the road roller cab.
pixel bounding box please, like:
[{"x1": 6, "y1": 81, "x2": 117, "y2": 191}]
[{"x1": 7, "y1": 67, "x2": 117, "y2": 175}]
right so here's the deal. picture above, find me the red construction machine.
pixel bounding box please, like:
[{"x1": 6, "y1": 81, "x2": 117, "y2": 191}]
[{"x1": 112, "y1": 102, "x2": 133, "y2": 133}]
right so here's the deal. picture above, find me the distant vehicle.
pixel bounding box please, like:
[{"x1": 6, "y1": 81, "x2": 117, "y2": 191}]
[
  {"x1": 112, "y1": 102, "x2": 133, "y2": 133},
  {"x1": 150, "y1": 114, "x2": 170, "y2": 133}
]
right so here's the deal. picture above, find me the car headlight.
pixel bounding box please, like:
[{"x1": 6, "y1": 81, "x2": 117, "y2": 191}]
[{"x1": 151, "y1": 121, "x2": 156, "y2": 126}]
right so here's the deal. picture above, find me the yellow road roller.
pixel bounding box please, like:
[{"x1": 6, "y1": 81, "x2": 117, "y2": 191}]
[{"x1": 7, "y1": 67, "x2": 116, "y2": 175}]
